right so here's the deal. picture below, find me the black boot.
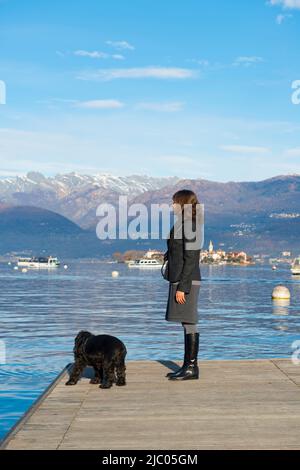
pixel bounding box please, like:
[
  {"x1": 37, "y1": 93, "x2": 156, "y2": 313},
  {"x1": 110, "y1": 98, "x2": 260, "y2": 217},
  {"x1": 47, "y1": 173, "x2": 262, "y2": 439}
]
[
  {"x1": 168, "y1": 332, "x2": 199, "y2": 380},
  {"x1": 166, "y1": 329, "x2": 187, "y2": 378}
]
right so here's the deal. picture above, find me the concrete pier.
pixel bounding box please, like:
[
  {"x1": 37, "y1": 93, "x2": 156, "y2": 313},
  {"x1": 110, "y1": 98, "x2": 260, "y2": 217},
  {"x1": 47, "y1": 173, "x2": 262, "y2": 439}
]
[{"x1": 1, "y1": 359, "x2": 300, "y2": 450}]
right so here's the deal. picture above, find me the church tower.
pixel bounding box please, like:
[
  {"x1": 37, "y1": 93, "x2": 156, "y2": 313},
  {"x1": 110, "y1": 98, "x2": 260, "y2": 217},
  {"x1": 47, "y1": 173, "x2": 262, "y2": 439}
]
[{"x1": 209, "y1": 240, "x2": 214, "y2": 253}]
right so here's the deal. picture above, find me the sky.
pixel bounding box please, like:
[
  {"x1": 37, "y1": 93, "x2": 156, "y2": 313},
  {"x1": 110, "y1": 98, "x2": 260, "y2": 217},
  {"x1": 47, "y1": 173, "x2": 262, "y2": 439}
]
[{"x1": 0, "y1": 0, "x2": 300, "y2": 182}]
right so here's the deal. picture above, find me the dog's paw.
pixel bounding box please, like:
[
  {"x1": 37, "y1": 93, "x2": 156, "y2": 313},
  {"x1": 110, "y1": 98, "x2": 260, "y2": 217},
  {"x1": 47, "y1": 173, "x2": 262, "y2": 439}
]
[
  {"x1": 115, "y1": 379, "x2": 126, "y2": 386},
  {"x1": 65, "y1": 380, "x2": 77, "y2": 386},
  {"x1": 90, "y1": 377, "x2": 101, "y2": 384}
]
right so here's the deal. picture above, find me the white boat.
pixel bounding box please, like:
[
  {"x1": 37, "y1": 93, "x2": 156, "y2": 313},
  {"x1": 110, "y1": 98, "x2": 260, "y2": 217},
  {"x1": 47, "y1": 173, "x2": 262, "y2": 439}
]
[
  {"x1": 17, "y1": 256, "x2": 60, "y2": 269},
  {"x1": 128, "y1": 258, "x2": 163, "y2": 268},
  {"x1": 291, "y1": 257, "x2": 300, "y2": 275}
]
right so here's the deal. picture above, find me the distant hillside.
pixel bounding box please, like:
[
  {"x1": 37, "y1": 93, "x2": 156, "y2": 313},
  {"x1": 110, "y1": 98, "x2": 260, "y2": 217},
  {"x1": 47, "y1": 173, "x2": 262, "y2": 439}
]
[
  {"x1": 0, "y1": 205, "x2": 83, "y2": 235},
  {"x1": 132, "y1": 174, "x2": 300, "y2": 216},
  {"x1": 1, "y1": 172, "x2": 300, "y2": 228},
  {"x1": 1, "y1": 173, "x2": 300, "y2": 257},
  {"x1": 0, "y1": 172, "x2": 180, "y2": 228},
  {"x1": 130, "y1": 175, "x2": 300, "y2": 255},
  {"x1": 0, "y1": 205, "x2": 157, "y2": 258},
  {"x1": 0, "y1": 205, "x2": 87, "y2": 257}
]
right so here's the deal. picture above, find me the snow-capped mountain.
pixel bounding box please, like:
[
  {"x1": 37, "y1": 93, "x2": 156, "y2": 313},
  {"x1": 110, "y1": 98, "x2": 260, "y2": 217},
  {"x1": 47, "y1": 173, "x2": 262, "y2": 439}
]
[
  {"x1": 0, "y1": 171, "x2": 180, "y2": 197},
  {"x1": 1, "y1": 173, "x2": 300, "y2": 256},
  {"x1": 0, "y1": 172, "x2": 180, "y2": 228}
]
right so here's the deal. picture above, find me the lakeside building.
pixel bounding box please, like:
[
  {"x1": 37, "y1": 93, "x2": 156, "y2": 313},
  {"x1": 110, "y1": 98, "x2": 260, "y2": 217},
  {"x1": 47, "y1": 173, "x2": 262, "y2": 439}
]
[
  {"x1": 144, "y1": 249, "x2": 164, "y2": 259},
  {"x1": 114, "y1": 242, "x2": 254, "y2": 265},
  {"x1": 113, "y1": 249, "x2": 164, "y2": 263},
  {"x1": 200, "y1": 240, "x2": 253, "y2": 265}
]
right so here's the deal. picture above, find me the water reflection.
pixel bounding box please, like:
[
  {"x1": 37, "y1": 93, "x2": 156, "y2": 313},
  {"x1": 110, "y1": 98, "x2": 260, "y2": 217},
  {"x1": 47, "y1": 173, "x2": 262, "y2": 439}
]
[{"x1": 272, "y1": 299, "x2": 290, "y2": 316}]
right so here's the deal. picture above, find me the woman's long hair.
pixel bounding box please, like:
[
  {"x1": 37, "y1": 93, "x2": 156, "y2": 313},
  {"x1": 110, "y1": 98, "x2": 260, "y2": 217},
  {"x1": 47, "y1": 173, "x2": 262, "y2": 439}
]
[{"x1": 172, "y1": 189, "x2": 200, "y2": 220}]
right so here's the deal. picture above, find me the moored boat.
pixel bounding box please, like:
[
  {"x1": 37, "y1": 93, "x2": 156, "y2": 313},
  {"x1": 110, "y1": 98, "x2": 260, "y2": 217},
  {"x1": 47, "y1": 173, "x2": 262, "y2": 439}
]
[
  {"x1": 128, "y1": 258, "x2": 163, "y2": 268},
  {"x1": 291, "y1": 257, "x2": 300, "y2": 275},
  {"x1": 17, "y1": 256, "x2": 60, "y2": 269}
]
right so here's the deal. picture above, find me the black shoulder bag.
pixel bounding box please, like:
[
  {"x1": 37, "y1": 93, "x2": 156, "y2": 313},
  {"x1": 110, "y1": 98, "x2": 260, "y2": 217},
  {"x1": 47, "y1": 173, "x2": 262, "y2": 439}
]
[{"x1": 161, "y1": 257, "x2": 169, "y2": 280}]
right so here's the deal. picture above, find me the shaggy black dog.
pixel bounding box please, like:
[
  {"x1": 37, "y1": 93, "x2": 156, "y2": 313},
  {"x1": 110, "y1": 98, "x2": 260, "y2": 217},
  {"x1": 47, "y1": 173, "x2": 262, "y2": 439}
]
[{"x1": 65, "y1": 331, "x2": 127, "y2": 389}]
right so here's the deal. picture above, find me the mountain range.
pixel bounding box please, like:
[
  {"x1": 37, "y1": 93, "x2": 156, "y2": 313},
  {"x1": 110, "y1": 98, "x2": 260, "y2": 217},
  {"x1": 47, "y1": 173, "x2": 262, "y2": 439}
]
[
  {"x1": 0, "y1": 172, "x2": 300, "y2": 258},
  {"x1": 0, "y1": 172, "x2": 180, "y2": 228}
]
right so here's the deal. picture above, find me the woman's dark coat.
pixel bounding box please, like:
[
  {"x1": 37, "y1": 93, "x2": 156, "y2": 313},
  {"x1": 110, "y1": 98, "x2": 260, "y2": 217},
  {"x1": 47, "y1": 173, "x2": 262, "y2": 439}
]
[{"x1": 164, "y1": 217, "x2": 201, "y2": 294}]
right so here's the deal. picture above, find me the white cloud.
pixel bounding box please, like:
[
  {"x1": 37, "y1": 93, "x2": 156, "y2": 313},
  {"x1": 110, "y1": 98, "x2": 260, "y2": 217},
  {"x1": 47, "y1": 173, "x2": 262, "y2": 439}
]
[
  {"x1": 36, "y1": 98, "x2": 78, "y2": 109},
  {"x1": 39, "y1": 98, "x2": 183, "y2": 112},
  {"x1": 106, "y1": 40, "x2": 135, "y2": 50},
  {"x1": 74, "y1": 50, "x2": 109, "y2": 59},
  {"x1": 220, "y1": 145, "x2": 271, "y2": 155},
  {"x1": 276, "y1": 13, "x2": 292, "y2": 22},
  {"x1": 233, "y1": 56, "x2": 264, "y2": 67},
  {"x1": 77, "y1": 67, "x2": 198, "y2": 81},
  {"x1": 74, "y1": 99, "x2": 125, "y2": 109},
  {"x1": 112, "y1": 54, "x2": 125, "y2": 60},
  {"x1": 136, "y1": 101, "x2": 184, "y2": 112},
  {"x1": 269, "y1": 0, "x2": 300, "y2": 9},
  {"x1": 72, "y1": 51, "x2": 125, "y2": 60}
]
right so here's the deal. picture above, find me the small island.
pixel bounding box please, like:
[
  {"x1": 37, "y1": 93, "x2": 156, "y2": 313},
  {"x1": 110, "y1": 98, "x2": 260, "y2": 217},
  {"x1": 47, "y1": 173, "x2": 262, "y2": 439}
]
[
  {"x1": 112, "y1": 242, "x2": 254, "y2": 266},
  {"x1": 200, "y1": 240, "x2": 254, "y2": 265}
]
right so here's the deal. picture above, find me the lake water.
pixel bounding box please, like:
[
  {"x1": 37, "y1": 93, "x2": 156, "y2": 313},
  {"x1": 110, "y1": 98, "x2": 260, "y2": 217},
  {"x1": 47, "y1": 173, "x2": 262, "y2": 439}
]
[{"x1": 0, "y1": 261, "x2": 300, "y2": 440}]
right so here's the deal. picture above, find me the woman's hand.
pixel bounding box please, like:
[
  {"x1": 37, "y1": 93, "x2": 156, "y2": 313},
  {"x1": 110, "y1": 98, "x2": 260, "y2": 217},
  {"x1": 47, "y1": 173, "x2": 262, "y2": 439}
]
[{"x1": 176, "y1": 290, "x2": 186, "y2": 304}]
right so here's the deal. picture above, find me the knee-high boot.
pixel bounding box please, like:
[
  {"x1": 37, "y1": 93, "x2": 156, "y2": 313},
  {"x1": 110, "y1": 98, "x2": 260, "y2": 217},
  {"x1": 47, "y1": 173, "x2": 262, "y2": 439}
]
[
  {"x1": 166, "y1": 329, "x2": 188, "y2": 378},
  {"x1": 168, "y1": 332, "x2": 199, "y2": 380}
]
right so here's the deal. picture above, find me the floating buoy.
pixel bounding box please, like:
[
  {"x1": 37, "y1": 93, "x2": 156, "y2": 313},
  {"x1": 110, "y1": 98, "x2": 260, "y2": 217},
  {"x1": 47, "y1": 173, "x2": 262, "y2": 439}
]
[
  {"x1": 14, "y1": 266, "x2": 18, "y2": 270},
  {"x1": 112, "y1": 271, "x2": 119, "y2": 278},
  {"x1": 272, "y1": 285, "x2": 291, "y2": 300},
  {"x1": 272, "y1": 265, "x2": 277, "y2": 270},
  {"x1": 22, "y1": 268, "x2": 28, "y2": 273},
  {"x1": 64, "y1": 265, "x2": 68, "y2": 270},
  {"x1": 8, "y1": 262, "x2": 11, "y2": 266}
]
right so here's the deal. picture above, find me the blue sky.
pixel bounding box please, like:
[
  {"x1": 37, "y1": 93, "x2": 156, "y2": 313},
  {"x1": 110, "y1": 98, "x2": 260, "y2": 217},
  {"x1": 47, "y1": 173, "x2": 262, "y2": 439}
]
[{"x1": 0, "y1": 0, "x2": 300, "y2": 181}]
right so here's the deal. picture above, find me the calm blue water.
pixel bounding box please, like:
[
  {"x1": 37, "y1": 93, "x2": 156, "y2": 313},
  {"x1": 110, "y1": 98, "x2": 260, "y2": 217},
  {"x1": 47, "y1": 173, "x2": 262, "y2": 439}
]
[{"x1": 0, "y1": 261, "x2": 300, "y2": 440}]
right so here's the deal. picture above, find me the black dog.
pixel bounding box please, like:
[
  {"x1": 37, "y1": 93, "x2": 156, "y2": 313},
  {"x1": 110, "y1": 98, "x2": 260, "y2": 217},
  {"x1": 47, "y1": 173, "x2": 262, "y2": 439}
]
[{"x1": 65, "y1": 331, "x2": 127, "y2": 389}]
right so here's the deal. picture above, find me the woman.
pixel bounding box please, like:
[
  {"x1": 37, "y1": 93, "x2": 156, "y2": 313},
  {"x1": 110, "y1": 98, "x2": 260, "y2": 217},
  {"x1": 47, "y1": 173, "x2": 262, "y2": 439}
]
[{"x1": 164, "y1": 189, "x2": 202, "y2": 381}]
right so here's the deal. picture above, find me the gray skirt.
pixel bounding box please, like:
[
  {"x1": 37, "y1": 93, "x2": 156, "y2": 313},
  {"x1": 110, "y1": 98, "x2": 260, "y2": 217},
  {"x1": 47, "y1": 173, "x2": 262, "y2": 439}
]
[{"x1": 165, "y1": 280, "x2": 200, "y2": 324}]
